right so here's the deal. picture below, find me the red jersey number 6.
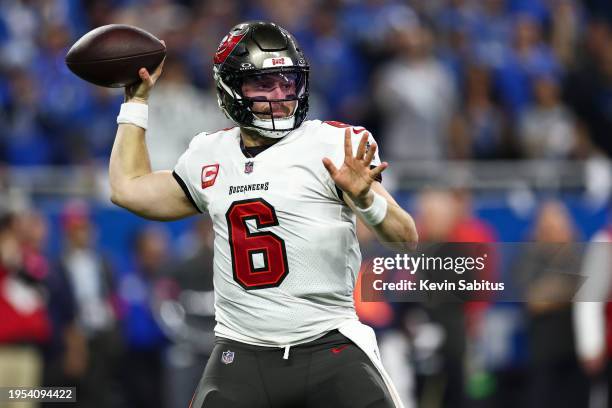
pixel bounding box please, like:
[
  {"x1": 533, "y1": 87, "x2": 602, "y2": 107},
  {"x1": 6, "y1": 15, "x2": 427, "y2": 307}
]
[{"x1": 225, "y1": 198, "x2": 289, "y2": 290}]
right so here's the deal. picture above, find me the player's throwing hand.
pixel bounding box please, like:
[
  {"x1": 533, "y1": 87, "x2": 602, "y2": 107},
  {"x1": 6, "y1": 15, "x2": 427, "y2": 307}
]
[
  {"x1": 322, "y1": 128, "x2": 388, "y2": 208},
  {"x1": 125, "y1": 42, "x2": 166, "y2": 104}
]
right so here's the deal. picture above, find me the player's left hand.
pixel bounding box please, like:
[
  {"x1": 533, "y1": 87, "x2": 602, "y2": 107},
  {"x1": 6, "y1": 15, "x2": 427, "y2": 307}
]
[{"x1": 322, "y1": 128, "x2": 388, "y2": 208}]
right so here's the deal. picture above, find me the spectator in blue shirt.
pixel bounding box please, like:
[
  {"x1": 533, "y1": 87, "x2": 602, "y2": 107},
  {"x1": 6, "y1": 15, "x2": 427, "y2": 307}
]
[
  {"x1": 494, "y1": 13, "x2": 561, "y2": 116},
  {"x1": 118, "y1": 224, "x2": 171, "y2": 408}
]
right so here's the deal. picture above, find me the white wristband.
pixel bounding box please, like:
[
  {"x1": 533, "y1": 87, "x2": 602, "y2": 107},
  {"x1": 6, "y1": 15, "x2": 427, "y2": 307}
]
[
  {"x1": 354, "y1": 191, "x2": 388, "y2": 226},
  {"x1": 117, "y1": 102, "x2": 148, "y2": 130}
]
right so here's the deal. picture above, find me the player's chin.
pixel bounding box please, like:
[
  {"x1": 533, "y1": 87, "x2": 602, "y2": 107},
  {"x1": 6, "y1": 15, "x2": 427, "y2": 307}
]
[
  {"x1": 255, "y1": 112, "x2": 292, "y2": 119},
  {"x1": 272, "y1": 112, "x2": 292, "y2": 118}
]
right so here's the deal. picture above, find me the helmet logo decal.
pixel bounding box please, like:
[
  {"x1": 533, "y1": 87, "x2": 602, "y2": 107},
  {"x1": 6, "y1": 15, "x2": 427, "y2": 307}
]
[
  {"x1": 262, "y1": 57, "x2": 293, "y2": 68},
  {"x1": 214, "y1": 33, "x2": 245, "y2": 64}
]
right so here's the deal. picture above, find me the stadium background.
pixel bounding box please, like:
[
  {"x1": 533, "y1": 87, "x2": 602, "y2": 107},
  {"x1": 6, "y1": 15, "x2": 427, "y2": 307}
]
[{"x1": 0, "y1": 0, "x2": 611, "y2": 407}]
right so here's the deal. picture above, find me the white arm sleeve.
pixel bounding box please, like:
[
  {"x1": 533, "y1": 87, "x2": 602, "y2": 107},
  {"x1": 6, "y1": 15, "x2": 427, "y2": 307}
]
[{"x1": 172, "y1": 132, "x2": 209, "y2": 213}]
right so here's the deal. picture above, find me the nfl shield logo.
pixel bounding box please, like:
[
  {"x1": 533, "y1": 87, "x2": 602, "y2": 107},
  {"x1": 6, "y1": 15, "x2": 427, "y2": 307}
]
[
  {"x1": 221, "y1": 350, "x2": 235, "y2": 364},
  {"x1": 244, "y1": 161, "x2": 254, "y2": 174}
]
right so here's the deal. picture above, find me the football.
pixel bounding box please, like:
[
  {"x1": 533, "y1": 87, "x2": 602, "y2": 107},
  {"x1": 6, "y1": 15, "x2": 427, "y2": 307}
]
[{"x1": 65, "y1": 24, "x2": 166, "y2": 88}]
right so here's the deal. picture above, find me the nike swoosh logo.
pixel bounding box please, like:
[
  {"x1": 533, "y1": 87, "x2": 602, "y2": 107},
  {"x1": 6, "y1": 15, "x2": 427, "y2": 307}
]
[{"x1": 331, "y1": 345, "x2": 350, "y2": 354}]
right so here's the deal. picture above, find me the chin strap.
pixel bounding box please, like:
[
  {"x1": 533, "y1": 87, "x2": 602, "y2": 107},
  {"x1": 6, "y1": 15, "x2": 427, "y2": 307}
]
[
  {"x1": 251, "y1": 110, "x2": 297, "y2": 133},
  {"x1": 246, "y1": 126, "x2": 291, "y2": 139}
]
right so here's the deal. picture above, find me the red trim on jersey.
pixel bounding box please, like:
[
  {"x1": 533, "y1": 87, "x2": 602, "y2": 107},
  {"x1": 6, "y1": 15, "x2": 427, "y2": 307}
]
[{"x1": 323, "y1": 121, "x2": 366, "y2": 133}]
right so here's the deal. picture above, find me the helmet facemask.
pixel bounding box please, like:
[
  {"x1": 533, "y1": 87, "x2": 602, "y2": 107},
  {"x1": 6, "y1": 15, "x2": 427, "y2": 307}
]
[{"x1": 216, "y1": 68, "x2": 309, "y2": 139}]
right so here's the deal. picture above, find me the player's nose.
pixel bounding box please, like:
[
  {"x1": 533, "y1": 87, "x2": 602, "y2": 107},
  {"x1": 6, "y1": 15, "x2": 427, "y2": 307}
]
[{"x1": 269, "y1": 85, "x2": 286, "y2": 100}]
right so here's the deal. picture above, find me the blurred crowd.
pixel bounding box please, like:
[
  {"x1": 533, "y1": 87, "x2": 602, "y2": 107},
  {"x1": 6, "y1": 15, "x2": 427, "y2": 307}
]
[
  {"x1": 2, "y1": 1, "x2": 612, "y2": 408},
  {"x1": 1, "y1": 193, "x2": 612, "y2": 408},
  {"x1": 0, "y1": 202, "x2": 217, "y2": 408},
  {"x1": 357, "y1": 190, "x2": 611, "y2": 408},
  {"x1": 0, "y1": 0, "x2": 610, "y2": 168}
]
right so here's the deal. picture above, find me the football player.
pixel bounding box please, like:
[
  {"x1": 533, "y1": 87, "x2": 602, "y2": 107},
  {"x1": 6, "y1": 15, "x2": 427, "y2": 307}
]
[{"x1": 110, "y1": 21, "x2": 418, "y2": 408}]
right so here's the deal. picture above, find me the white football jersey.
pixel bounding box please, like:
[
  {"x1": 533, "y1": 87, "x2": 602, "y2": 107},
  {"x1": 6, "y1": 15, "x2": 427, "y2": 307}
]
[{"x1": 173, "y1": 120, "x2": 382, "y2": 346}]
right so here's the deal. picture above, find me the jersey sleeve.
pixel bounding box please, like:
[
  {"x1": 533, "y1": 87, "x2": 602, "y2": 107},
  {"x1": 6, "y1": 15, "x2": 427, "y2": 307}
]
[
  {"x1": 172, "y1": 133, "x2": 208, "y2": 213},
  {"x1": 363, "y1": 131, "x2": 383, "y2": 180}
]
